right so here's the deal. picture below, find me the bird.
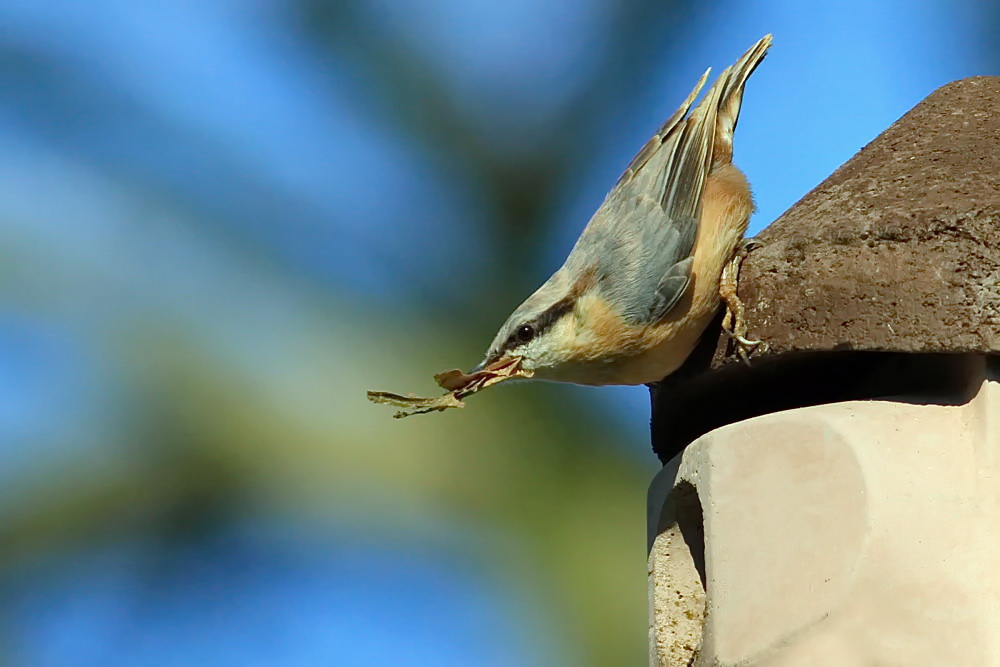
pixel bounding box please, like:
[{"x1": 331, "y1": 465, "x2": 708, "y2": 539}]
[{"x1": 475, "y1": 35, "x2": 772, "y2": 387}]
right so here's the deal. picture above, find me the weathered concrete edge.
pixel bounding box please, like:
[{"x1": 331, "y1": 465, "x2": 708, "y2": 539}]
[{"x1": 712, "y1": 75, "x2": 1000, "y2": 368}]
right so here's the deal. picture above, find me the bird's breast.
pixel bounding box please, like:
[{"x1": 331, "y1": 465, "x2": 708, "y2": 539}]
[{"x1": 542, "y1": 164, "x2": 754, "y2": 386}]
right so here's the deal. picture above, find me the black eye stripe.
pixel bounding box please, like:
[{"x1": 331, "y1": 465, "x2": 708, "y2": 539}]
[{"x1": 500, "y1": 297, "x2": 575, "y2": 353}]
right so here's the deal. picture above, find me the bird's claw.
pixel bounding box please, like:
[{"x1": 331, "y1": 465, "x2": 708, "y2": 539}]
[
  {"x1": 724, "y1": 328, "x2": 767, "y2": 365},
  {"x1": 720, "y1": 240, "x2": 767, "y2": 365}
]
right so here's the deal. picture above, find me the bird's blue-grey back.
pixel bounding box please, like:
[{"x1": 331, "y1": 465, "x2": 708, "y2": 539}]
[{"x1": 562, "y1": 37, "x2": 769, "y2": 327}]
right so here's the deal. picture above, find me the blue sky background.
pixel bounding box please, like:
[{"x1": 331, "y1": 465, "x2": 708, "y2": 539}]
[{"x1": 0, "y1": 0, "x2": 995, "y2": 665}]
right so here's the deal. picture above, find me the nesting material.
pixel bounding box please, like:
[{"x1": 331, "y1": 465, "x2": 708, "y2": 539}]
[{"x1": 367, "y1": 357, "x2": 531, "y2": 418}]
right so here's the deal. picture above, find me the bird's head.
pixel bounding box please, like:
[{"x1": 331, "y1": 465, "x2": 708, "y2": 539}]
[{"x1": 477, "y1": 271, "x2": 585, "y2": 380}]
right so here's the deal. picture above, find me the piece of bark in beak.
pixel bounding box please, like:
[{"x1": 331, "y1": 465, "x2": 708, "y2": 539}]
[
  {"x1": 434, "y1": 356, "x2": 526, "y2": 393},
  {"x1": 366, "y1": 356, "x2": 531, "y2": 418}
]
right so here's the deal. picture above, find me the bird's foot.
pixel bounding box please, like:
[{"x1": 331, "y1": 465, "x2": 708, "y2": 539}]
[{"x1": 720, "y1": 240, "x2": 767, "y2": 365}]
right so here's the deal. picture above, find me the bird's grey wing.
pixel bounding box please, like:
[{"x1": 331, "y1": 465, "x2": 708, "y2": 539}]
[{"x1": 568, "y1": 70, "x2": 724, "y2": 326}]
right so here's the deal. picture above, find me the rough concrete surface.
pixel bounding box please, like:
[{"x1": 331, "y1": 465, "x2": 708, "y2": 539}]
[
  {"x1": 648, "y1": 474, "x2": 706, "y2": 667},
  {"x1": 649, "y1": 356, "x2": 1000, "y2": 666},
  {"x1": 735, "y1": 76, "x2": 1000, "y2": 357}
]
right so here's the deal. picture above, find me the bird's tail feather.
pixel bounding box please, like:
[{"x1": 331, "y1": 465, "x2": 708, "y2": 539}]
[
  {"x1": 660, "y1": 34, "x2": 771, "y2": 221},
  {"x1": 710, "y1": 34, "x2": 772, "y2": 165},
  {"x1": 609, "y1": 35, "x2": 771, "y2": 231}
]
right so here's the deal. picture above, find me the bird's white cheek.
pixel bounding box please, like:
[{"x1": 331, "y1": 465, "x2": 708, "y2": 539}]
[
  {"x1": 524, "y1": 331, "x2": 575, "y2": 371},
  {"x1": 509, "y1": 343, "x2": 540, "y2": 372},
  {"x1": 518, "y1": 347, "x2": 543, "y2": 371}
]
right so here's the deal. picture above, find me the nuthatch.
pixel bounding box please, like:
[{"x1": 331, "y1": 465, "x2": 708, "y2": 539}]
[{"x1": 477, "y1": 35, "x2": 771, "y2": 386}]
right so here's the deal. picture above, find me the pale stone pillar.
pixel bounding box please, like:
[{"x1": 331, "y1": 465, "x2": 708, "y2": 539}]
[{"x1": 649, "y1": 355, "x2": 1000, "y2": 666}]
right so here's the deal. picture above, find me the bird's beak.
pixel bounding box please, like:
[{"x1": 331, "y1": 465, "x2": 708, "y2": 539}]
[{"x1": 472, "y1": 352, "x2": 518, "y2": 374}]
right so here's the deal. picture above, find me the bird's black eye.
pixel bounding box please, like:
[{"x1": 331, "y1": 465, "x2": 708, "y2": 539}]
[{"x1": 515, "y1": 324, "x2": 535, "y2": 344}]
